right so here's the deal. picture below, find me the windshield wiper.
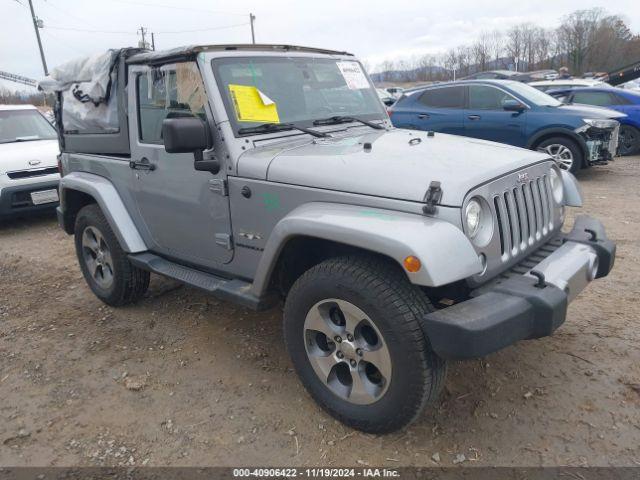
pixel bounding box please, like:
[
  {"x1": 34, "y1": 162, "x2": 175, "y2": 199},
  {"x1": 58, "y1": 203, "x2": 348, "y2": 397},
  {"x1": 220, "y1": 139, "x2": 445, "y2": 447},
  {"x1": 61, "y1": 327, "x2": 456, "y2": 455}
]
[
  {"x1": 313, "y1": 115, "x2": 385, "y2": 130},
  {"x1": 238, "y1": 122, "x2": 328, "y2": 138},
  {"x1": 10, "y1": 136, "x2": 44, "y2": 143}
]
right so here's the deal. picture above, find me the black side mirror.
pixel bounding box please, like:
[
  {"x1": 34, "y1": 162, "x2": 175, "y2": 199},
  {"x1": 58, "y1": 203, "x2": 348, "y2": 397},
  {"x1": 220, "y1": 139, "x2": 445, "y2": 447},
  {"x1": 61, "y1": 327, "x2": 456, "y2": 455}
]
[
  {"x1": 161, "y1": 117, "x2": 219, "y2": 174},
  {"x1": 503, "y1": 99, "x2": 527, "y2": 112},
  {"x1": 162, "y1": 117, "x2": 208, "y2": 153}
]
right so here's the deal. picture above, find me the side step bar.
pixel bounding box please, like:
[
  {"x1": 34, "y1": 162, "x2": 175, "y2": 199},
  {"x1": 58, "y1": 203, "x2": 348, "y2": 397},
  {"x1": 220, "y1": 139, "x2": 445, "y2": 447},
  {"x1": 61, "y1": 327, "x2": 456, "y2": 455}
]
[{"x1": 128, "y1": 252, "x2": 277, "y2": 311}]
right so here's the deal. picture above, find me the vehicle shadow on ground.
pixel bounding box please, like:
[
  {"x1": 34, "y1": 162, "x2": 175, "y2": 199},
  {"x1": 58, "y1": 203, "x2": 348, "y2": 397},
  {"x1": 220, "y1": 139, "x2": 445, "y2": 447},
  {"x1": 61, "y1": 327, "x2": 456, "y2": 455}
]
[
  {"x1": 0, "y1": 211, "x2": 57, "y2": 232},
  {"x1": 145, "y1": 281, "x2": 558, "y2": 439}
]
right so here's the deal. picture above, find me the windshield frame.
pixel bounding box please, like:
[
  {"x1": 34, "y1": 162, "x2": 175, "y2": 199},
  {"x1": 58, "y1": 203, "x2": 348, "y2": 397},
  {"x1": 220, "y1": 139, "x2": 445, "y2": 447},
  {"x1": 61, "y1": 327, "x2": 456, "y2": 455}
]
[
  {"x1": 0, "y1": 108, "x2": 57, "y2": 144},
  {"x1": 210, "y1": 55, "x2": 387, "y2": 138},
  {"x1": 505, "y1": 81, "x2": 563, "y2": 107}
]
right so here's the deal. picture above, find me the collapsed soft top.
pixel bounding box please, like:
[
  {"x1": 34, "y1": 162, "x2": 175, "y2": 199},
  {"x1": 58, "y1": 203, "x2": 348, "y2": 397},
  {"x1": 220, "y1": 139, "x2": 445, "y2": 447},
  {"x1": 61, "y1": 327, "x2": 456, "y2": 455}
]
[{"x1": 37, "y1": 49, "x2": 142, "y2": 135}]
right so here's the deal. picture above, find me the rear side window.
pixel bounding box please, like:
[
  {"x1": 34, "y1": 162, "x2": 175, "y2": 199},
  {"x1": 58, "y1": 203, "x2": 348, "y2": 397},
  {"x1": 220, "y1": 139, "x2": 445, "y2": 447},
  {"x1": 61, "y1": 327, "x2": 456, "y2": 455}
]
[
  {"x1": 468, "y1": 85, "x2": 515, "y2": 110},
  {"x1": 418, "y1": 86, "x2": 465, "y2": 109},
  {"x1": 611, "y1": 93, "x2": 632, "y2": 105},
  {"x1": 571, "y1": 91, "x2": 614, "y2": 106},
  {"x1": 136, "y1": 62, "x2": 208, "y2": 144}
]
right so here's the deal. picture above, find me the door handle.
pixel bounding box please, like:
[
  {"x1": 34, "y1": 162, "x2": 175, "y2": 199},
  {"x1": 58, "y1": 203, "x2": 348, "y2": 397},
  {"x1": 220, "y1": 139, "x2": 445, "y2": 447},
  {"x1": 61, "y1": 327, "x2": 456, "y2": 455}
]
[
  {"x1": 467, "y1": 114, "x2": 481, "y2": 121},
  {"x1": 129, "y1": 157, "x2": 156, "y2": 171},
  {"x1": 417, "y1": 114, "x2": 430, "y2": 119}
]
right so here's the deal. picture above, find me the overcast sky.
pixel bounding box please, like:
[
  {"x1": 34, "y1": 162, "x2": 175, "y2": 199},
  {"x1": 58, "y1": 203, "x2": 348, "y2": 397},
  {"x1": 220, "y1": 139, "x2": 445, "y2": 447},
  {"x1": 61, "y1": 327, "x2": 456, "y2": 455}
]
[{"x1": 2, "y1": 0, "x2": 638, "y2": 81}]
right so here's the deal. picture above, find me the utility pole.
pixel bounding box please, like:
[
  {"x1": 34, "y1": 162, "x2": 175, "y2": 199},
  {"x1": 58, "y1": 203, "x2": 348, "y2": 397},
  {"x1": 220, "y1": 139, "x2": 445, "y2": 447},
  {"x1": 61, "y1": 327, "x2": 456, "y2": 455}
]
[
  {"x1": 151, "y1": 32, "x2": 155, "y2": 51},
  {"x1": 249, "y1": 13, "x2": 256, "y2": 44},
  {"x1": 27, "y1": 0, "x2": 48, "y2": 76},
  {"x1": 138, "y1": 26, "x2": 148, "y2": 49}
]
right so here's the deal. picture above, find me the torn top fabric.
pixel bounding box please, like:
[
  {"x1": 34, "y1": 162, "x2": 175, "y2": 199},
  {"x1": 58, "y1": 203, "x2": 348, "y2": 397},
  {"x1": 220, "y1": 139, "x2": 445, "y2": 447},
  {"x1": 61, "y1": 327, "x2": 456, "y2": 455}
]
[
  {"x1": 38, "y1": 50, "x2": 122, "y2": 133},
  {"x1": 38, "y1": 50, "x2": 119, "y2": 103}
]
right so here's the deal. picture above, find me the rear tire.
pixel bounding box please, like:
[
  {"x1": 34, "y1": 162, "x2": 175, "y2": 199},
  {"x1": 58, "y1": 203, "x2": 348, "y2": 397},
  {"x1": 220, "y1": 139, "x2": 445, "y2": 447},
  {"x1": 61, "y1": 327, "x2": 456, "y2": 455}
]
[
  {"x1": 74, "y1": 204, "x2": 149, "y2": 306},
  {"x1": 536, "y1": 136, "x2": 583, "y2": 173},
  {"x1": 619, "y1": 125, "x2": 640, "y2": 156},
  {"x1": 283, "y1": 255, "x2": 446, "y2": 433}
]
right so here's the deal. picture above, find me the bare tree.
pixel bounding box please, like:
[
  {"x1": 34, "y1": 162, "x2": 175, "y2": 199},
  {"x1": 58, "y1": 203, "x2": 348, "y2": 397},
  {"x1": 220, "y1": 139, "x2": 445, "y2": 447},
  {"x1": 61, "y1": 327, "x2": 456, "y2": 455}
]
[
  {"x1": 556, "y1": 8, "x2": 606, "y2": 73},
  {"x1": 371, "y1": 6, "x2": 639, "y2": 84},
  {"x1": 506, "y1": 24, "x2": 525, "y2": 71},
  {"x1": 488, "y1": 30, "x2": 505, "y2": 69},
  {"x1": 471, "y1": 32, "x2": 491, "y2": 72},
  {"x1": 456, "y1": 46, "x2": 472, "y2": 77},
  {"x1": 443, "y1": 48, "x2": 458, "y2": 80}
]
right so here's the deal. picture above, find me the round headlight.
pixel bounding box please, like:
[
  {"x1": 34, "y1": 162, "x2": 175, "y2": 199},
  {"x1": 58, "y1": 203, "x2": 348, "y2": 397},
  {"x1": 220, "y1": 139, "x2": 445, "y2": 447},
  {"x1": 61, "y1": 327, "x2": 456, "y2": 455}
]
[
  {"x1": 549, "y1": 168, "x2": 564, "y2": 204},
  {"x1": 465, "y1": 198, "x2": 483, "y2": 237}
]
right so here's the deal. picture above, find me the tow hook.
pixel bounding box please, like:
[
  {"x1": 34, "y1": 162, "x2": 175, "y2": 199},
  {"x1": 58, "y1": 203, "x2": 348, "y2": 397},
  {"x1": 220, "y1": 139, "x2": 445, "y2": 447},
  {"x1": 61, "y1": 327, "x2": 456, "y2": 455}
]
[{"x1": 530, "y1": 270, "x2": 547, "y2": 288}]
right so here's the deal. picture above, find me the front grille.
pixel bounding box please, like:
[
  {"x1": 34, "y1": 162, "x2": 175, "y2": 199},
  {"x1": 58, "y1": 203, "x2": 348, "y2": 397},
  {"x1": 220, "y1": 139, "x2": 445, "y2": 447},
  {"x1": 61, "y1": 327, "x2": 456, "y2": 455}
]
[
  {"x1": 493, "y1": 173, "x2": 554, "y2": 260},
  {"x1": 10, "y1": 190, "x2": 34, "y2": 209},
  {"x1": 7, "y1": 166, "x2": 59, "y2": 180},
  {"x1": 476, "y1": 236, "x2": 563, "y2": 293}
]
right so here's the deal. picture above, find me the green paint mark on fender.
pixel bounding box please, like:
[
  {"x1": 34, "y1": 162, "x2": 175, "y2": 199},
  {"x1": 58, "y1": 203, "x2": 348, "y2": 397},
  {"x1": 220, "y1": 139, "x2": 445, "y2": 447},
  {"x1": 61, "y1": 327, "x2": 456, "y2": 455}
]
[
  {"x1": 358, "y1": 210, "x2": 397, "y2": 221},
  {"x1": 262, "y1": 192, "x2": 280, "y2": 211}
]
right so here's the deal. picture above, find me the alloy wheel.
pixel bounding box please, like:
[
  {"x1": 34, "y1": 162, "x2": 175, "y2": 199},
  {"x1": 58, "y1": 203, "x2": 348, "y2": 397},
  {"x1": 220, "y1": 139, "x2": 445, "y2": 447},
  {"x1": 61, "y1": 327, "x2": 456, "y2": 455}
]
[
  {"x1": 538, "y1": 143, "x2": 574, "y2": 171},
  {"x1": 303, "y1": 299, "x2": 392, "y2": 405},
  {"x1": 81, "y1": 226, "x2": 114, "y2": 289},
  {"x1": 619, "y1": 125, "x2": 639, "y2": 156}
]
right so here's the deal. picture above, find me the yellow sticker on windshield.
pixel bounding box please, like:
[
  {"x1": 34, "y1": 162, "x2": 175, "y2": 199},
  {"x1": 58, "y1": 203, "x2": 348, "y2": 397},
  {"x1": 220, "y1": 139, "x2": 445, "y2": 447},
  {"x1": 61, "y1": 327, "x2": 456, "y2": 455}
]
[{"x1": 228, "y1": 84, "x2": 280, "y2": 123}]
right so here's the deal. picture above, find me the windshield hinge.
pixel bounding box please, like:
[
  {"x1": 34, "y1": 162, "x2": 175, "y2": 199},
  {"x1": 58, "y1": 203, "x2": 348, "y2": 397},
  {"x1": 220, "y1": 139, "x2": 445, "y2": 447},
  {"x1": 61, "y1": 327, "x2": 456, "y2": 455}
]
[
  {"x1": 209, "y1": 179, "x2": 228, "y2": 196},
  {"x1": 215, "y1": 233, "x2": 233, "y2": 250},
  {"x1": 422, "y1": 181, "x2": 442, "y2": 215}
]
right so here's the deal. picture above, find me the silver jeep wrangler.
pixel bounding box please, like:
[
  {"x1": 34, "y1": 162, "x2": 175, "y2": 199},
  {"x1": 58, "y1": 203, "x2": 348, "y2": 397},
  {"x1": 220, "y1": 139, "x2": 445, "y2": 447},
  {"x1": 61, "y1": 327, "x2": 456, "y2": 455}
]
[{"x1": 42, "y1": 45, "x2": 616, "y2": 433}]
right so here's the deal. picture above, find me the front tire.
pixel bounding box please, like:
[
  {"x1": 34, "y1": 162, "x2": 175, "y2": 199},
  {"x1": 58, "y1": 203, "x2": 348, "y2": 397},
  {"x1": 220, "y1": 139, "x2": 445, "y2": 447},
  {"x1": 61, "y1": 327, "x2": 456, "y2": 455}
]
[
  {"x1": 536, "y1": 136, "x2": 583, "y2": 173},
  {"x1": 283, "y1": 255, "x2": 446, "y2": 433},
  {"x1": 74, "y1": 204, "x2": 149, "y2": 306},
  {"x1": 619, "y1": 125, "x2": 640, "y2": 156}
]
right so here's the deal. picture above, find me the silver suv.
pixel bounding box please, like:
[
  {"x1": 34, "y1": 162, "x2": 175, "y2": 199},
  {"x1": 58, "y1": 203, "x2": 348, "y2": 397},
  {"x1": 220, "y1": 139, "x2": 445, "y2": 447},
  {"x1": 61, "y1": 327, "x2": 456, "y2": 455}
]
[{"x1": 44, "y1": 45, "x2": 616, "y2": 433}]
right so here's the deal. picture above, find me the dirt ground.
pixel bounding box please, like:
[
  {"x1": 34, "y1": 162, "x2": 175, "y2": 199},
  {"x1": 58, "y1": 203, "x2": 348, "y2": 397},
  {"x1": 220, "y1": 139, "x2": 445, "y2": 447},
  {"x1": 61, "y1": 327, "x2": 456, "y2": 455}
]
[{"x1": 1, "y1": 157, "x2": 639, "y2": 468}]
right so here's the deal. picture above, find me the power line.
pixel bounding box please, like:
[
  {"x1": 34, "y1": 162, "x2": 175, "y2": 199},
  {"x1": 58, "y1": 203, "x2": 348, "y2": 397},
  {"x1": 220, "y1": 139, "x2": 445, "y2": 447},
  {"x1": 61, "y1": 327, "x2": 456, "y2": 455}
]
[
  {"x1": 43, "y1": 22, "x2": 250, "y2": 36},
  {"x1": 39, "y1": 0, "x2": 103, "y2": 30},
  {"x1": 45, "y1": 25, "x2": 136, "y2": 35},
  {"x1": 109, "y1": 0, "x2": 246, "y2": 16},
  {"x1": 154, "y1": 22, "x2": 250, "y2": 34},
  {"x1": 32, "y1": 0, "x2": 256, "y2": 46},
  {"x1": 41, "y1": 28, "x2": 87, "y2": 55}
]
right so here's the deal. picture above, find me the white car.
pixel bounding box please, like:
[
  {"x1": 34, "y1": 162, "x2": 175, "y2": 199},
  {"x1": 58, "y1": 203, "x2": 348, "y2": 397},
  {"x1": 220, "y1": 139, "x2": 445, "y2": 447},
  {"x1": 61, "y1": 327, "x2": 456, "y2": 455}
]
[
  {"x1": 529, "y1": 78, "x2": 606, "y2": 92},
  {"x1": 0, "y1": 105, "x2": 60, "y2": 219}
]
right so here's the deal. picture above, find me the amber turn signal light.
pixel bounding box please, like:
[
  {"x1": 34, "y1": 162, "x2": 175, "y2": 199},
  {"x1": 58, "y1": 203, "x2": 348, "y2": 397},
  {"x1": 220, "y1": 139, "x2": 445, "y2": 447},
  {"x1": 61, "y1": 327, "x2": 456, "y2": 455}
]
[{"x1": 403, "y1": 256, "x2": 421, "y2": 273}]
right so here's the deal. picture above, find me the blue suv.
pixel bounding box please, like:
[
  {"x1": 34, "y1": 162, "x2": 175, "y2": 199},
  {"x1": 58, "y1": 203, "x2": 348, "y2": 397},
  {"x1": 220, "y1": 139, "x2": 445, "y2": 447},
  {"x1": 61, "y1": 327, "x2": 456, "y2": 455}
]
[
  {"x1": 389, "y1": 80, "x2": 625, "y2": 172},
  {"x1": 546, "y1": 86, "x2": 640, "y2": 156}
]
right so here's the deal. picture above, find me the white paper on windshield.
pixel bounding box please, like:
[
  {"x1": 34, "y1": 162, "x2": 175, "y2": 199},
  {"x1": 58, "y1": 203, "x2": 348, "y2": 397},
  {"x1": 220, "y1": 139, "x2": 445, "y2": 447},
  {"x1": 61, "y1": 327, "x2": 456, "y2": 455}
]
[
  {"x1": 336, "y1": 61, "x2": 369, "y2": 90},
  {"x1": 257, "y1": 89, "x2": 275, "y2": 105}
]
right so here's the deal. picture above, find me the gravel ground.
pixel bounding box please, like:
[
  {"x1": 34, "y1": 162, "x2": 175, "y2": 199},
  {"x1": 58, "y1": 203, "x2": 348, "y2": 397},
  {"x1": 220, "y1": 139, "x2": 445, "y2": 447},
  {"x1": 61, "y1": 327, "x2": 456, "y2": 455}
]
[{"x1": 1, "y1": 156, "x2": 639, "y2": 468}]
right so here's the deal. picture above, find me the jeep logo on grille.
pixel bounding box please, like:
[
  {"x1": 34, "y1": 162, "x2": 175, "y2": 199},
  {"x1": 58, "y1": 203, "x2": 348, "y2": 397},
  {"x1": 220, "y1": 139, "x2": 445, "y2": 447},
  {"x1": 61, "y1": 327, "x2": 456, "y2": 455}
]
[{"x1": 517, "y1": 172, "x2": 530, "y2": 183}]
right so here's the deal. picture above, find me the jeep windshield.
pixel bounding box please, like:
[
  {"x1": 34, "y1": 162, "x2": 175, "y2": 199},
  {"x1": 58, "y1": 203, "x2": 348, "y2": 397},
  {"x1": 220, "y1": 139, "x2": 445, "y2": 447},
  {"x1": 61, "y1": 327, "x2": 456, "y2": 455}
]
[
  {"x1": 0, "y1": 109, "x2": 57, "y2": 144},
  {"x1": 212, "y1": 56, "x2": 386, "y2": 136}
]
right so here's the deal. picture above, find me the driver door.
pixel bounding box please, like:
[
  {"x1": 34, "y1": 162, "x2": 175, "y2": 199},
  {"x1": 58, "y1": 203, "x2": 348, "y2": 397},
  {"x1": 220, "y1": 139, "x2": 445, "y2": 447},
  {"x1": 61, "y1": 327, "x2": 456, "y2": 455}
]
[
  {"x1": 128, "y1": 62, "x2": 233, "y2": 267},
  {"x1": 464, "y1": 84, "x2": 527, "y2": 146}
]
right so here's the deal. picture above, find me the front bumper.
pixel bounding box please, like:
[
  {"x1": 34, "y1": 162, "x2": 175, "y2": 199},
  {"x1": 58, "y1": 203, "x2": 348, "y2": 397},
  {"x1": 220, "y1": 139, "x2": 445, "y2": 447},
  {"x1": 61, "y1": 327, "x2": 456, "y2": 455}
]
[
  {"x1": 0, "y1": 180, "x2": 60, "y2": 218},
  {"x1": 579, "y1": 124, "x2": 619, "y2": 164},
  {"x1": 423, "y1": 215, "x2": 615, "y2": 359}
]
